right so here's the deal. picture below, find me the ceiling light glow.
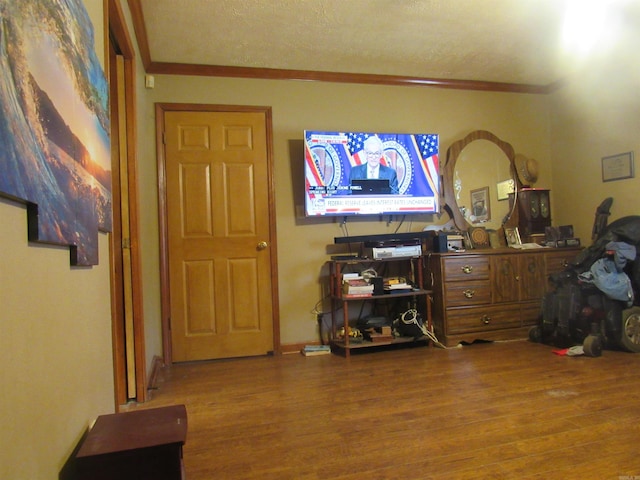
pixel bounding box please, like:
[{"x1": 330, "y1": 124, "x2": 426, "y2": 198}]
[{"x1": 562, "y1": 0, "x2": 609, "y2": 56}]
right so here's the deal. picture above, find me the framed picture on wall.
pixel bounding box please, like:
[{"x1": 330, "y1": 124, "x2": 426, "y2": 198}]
[
  {"x1": 602, "y1": 151, "x2": 634, "y2": 182},
  {"x1": 470, "y1": 186, "x2": 490, "y2": 222},
  {"x1": 496, "y1": 179, "x2": 515, "y2": 201}
]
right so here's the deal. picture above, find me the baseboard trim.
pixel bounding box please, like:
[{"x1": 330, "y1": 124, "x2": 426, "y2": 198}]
[{"x1": 147, "y1": 355, "x2": 164, "y2": 391}]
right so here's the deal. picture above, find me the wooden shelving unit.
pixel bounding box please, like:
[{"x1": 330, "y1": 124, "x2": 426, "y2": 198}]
[{"x1": 328, "y1": 256, "x2": 432, "y2": 357}]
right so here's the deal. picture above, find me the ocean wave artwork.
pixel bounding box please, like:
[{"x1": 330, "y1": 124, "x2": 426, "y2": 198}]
[{"x1": 0, "y1": 0, "x2": 111, "y2": 265}]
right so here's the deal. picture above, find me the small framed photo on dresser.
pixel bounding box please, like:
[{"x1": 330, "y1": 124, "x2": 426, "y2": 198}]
[{"x1": 505, "y1": 227, "x2": 522, "y2": 246}]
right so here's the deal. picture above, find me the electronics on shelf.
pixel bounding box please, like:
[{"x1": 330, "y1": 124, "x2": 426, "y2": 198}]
[
  {"x1": 334, "y1": 231, "x2": 431, "y2": 244},
  {"x1": 367, "y1": 244, "x2": 422, "y2": 259},
  {"x1": 333, "y1": 231, "x2": 428, "y2": 259},
  {"x1": 433, "y1": 233, "x2": 464, "y2": 252}
]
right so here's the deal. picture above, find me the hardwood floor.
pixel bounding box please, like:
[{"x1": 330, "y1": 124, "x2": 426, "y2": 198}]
[{"x1": 126, "y1": 340, "x2": 640, "y2": 479}]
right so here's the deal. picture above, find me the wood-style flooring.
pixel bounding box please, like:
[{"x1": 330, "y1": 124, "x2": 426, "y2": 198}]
[{"x1": 125, "y1": 340, "x2": 640, "y2": 479}]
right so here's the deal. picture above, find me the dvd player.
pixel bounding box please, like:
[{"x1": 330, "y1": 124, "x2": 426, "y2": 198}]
[
  {"x1": 334, "y1": 231, "x2": 430, "y2": 245},
  {"x1": 366, "y1": 244, "x2": 422, "y2": 259}
]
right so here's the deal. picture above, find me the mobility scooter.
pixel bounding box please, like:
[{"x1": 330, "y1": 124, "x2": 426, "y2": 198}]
[{"x1": 529, "y1": 199, "x2": 640, "y2": 356}]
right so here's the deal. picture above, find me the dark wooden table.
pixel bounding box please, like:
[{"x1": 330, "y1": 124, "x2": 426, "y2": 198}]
[{"x1": 75, "y1": 404, "x2": 187, "y2": 480}]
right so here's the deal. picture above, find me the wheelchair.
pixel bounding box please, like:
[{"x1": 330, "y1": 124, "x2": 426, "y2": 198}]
[{"x1": 529, "y1": 212, "x2": 640, "y2": 357}]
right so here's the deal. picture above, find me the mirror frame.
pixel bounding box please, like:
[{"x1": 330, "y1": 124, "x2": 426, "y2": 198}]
[{"x1": 442, "y1": 130, "x2": 522, "y2": 231}]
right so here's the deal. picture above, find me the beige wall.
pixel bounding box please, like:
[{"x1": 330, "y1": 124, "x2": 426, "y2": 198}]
[
  {"x1": 137, "y1": 36, "x2": 639, "y2": 351},
  {"x1": 0, "y1": 203, "x2": 114, "y2": 479},
  {"x1": 550, "y1": 31, "x2": 640, "y2": 240},
  {"x1": 0, "y1": 1, "x2": 115, "y2": 478},
  {"x1": 137, "y1": 77, "x2": 553, "y2": 346}
]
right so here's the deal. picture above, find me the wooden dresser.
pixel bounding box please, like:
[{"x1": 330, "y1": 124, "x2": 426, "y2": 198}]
[{"x1": 426, "y1": 248, "x2": 581, "y2": 347}]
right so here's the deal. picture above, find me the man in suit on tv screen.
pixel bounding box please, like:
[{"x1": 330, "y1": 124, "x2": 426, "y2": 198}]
[{"x1": 349, "y1": 135, "x2": 399, "y2": 194}]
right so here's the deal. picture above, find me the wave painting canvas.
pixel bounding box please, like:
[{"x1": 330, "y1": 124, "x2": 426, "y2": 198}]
[{"x1": 0, "y1": 0, "x2": 110, "y2": 265}]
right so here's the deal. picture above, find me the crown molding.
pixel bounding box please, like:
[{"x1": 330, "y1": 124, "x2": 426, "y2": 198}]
[{"x1": 145, "y1": 61, "x2": 555, "y2": 94}]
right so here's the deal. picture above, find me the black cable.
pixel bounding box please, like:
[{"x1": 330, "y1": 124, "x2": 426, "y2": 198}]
[{"x1": 393, "y1": 215, "x2": 405, "y2": 232}]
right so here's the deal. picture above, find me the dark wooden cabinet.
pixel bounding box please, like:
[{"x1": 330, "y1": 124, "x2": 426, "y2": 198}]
[
  {"x1": 518, "y1": 188, "x2": 551, "y2": 236},
  {"x1": 427, "y1": 248, "x2": 580, "y2": 347},
  {"x1": 491, "y1": 253, "x2": 546, "y2": 303},
  {"x1": 75, "y1": 405, "x2": 187, "y2": 480}
]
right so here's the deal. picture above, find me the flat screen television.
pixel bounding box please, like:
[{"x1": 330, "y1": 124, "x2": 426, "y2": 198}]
[{"x1": 304, "y1": 130, "x2": 439, "y2": 217}]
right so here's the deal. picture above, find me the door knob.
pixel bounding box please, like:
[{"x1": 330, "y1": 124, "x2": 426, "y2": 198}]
[{"x1": 257, "y1": 241, "x2": 268, "y2": 250}]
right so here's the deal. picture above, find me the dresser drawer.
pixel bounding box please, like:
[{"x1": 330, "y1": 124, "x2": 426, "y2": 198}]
[
  {"x1": 446, "y1": 304, "x2": 522, "y2": 334},
  {"x1": 445, "y1": 280, "x2": 491, "y2": 307},
  {"x1": 521, "y1": 301, "x2": 542, "y2": 326},
  {"x1": 545, "y1": 250, "x2": 578, "y2": 276},
  {"x1": 442, "y1": 256, "x2": 490, "y2": 282}
]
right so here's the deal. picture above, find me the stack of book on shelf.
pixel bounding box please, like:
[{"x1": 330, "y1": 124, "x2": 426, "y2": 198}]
[
  {"x1": 300, "y1": 344, "x2": 331, "y2": 356},
  {"x1": 383, "y1": 276, "x2": 413, "y2": 294},
  {"x1": 342, "y1": 274, "x2": 374, "y2": 297}
]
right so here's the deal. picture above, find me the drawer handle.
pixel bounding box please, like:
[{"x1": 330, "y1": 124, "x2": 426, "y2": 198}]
[
  {"x1": 463, "y1": 289, "x2": 475, "y2": 298},
  {"x1": 481, "y1": 315, "x2": 491, "y2": 325},
  {"x1": 461, "y1": 265, "x2": 474, "y2": 274}
]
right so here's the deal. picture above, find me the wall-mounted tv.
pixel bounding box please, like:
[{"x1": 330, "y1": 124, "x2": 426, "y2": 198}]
[{"x1": 304, "y1": 130, "x2": 439, "y2": 217}]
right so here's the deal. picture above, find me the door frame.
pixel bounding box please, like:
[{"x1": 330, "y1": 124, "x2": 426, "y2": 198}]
[
  {"x1": 108, "y1": 0, "x2": 147, "y2": 403},
  {"x1": 155, "y1": 103, "x2": 281, "y2": 363}
]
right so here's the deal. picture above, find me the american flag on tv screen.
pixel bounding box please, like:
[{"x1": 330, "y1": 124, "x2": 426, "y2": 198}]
[
  {"x1": 411, "y1": 133, "x2": 439, "y2": 199},
  {"x1": 346, "y1": 132, "x2": 384, "y2": 166}
]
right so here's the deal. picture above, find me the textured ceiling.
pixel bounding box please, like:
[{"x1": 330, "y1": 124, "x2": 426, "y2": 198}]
[{"x1": 136, "y1": 0, "x2": 625, "y2": 87}]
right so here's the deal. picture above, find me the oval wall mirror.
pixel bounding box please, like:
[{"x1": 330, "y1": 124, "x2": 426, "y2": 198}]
[{"x1": 442, "y1": 130, "x2": 521, "y2": 231}]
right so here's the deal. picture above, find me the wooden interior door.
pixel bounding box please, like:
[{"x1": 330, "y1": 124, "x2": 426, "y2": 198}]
[
  {"x1": 109, "y1": 0, "x2": 147, "y2": 403},
  {"x1": 162, "y1": 107, "x2": 277, "y2": 362}
]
